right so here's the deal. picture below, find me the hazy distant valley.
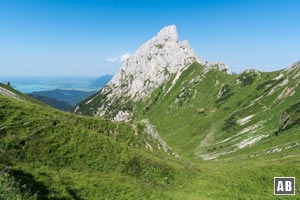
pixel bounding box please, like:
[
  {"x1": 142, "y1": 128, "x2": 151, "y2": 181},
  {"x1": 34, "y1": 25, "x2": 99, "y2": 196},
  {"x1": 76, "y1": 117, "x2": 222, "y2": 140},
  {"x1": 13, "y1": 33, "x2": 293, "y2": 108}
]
[{"x1": 0, "y1": 75, "x2": 112, "y2": 111}]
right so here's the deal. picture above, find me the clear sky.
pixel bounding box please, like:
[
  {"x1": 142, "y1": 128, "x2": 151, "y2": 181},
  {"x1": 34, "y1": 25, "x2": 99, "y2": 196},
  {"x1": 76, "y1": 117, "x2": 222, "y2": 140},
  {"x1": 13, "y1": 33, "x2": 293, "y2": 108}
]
[{"x1": 0, "y1": 0, "x2": 300, "y2": 76}]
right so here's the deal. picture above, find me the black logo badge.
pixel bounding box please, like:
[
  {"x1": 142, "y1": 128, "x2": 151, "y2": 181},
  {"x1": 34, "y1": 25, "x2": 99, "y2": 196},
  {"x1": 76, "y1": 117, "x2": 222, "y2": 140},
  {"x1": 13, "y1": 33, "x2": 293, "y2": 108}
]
[{"x1": 274, "y1": 177, "x2": 295, "y2": 195}]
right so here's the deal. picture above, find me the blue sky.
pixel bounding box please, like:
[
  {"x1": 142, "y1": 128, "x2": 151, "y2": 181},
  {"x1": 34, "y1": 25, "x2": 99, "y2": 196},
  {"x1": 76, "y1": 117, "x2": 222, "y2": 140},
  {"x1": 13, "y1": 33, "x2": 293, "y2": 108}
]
[{"x1": 0, "y1": 0, "x2": 299, "y2": 76}]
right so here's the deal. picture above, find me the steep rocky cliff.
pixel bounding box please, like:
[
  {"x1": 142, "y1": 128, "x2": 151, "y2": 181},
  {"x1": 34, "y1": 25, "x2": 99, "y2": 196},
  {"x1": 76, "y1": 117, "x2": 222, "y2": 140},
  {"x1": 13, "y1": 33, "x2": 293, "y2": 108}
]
[{"x1": 74, "y1": 25, "x2": 231, "y2": 120}]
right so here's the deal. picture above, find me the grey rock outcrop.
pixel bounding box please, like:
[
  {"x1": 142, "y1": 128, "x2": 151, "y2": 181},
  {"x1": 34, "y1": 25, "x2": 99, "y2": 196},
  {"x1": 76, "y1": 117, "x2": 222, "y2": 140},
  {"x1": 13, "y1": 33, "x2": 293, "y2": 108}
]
[
  {"x1": 77, "y1": 25, "x2": 232, "y2": 120},
  {"x1": 108, "y1": 25, "x2": 202, "y2": 101}
]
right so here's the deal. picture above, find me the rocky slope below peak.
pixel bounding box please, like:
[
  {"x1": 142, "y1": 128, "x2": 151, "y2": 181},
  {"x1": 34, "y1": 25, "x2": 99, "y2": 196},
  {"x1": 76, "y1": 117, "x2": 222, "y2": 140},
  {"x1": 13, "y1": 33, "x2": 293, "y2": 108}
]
[{"x1": 74, "y1": 25, "x2": 232, "y2": 120}]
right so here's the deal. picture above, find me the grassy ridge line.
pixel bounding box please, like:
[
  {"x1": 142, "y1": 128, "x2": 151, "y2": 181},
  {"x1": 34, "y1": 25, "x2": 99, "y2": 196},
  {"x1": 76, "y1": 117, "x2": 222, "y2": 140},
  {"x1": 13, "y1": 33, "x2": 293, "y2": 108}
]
[
  {"x1": 134, "y1": 62, "x2": 300, "y2": 160},
  {"x1": 0, "y1": 94, "x2": 188, "y2": 199},
  {"x1": 2, "y1": 65, "x2": 300, "y2": 199},
  {"x1": 0, "y1": 82, "x2": 47, "y2": 106}
]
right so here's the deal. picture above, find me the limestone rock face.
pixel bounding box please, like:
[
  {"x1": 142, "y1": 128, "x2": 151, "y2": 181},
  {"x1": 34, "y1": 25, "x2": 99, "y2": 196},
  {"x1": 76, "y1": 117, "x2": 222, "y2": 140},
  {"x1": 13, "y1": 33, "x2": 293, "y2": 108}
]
[
  {"x1": 76, "y1": 25, "x2": 232, "y2": 120},
  {"x1": 108, "y1": 25, "x2": 202, "y2": 101}
]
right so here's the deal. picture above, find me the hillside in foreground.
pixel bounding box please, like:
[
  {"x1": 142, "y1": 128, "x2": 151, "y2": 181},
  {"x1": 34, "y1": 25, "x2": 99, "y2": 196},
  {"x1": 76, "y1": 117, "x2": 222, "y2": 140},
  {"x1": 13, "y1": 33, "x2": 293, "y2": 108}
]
[
  {"x1": 70, "y1": 25, "x2": 300, "y2": 199},
  {"x1": 75, "y1": 25, "x2": 300, "y2": 164},
  {"x1": 132, "y1": 62, "x2": 300, "y2": 162},
  {"x1": 0, "y1": 91, "x2": 189, "y2": 199},
  {"x1": 1, "y1": 83, "x2": 300, "y2": 199},
  {"x1": 2, "y1": 24, "x2": 300, "y2": 199}
]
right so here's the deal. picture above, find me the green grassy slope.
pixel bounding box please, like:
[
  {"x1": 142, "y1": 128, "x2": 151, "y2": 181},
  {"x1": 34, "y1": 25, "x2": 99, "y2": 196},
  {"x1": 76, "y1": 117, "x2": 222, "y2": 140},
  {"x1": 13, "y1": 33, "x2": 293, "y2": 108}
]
[
  {"x1": 0, "y1": 83, "x2": 46, "y2": 106},
  {"x1": 132, "y1": 62, "x2": 300, "y2": 198},
  {"x1": 2, "y1": 62, "x2": 300, "y2": 199},
  {"x1": 2, "y1": 92, "x2": 300, "y2": 200},
  {"x1": 0, "y1": 168, "x2": 37, "y2": 200},
  {"x1": 0, "y1": 94, "x2": 189, "y2": 199},
  {"x1": 133, "y1": 62, "x2": 300, "y2": 161},
  {"x1": 71, "y1": 62, "x2": 300, "y2": 198}
]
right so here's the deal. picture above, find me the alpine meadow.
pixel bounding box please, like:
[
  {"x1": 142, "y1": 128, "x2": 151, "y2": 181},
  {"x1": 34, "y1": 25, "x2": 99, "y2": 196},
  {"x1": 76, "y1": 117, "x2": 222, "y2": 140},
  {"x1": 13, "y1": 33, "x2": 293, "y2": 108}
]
[{"x1": 1, "y1": 1, "x2": 300, "y2": 199}]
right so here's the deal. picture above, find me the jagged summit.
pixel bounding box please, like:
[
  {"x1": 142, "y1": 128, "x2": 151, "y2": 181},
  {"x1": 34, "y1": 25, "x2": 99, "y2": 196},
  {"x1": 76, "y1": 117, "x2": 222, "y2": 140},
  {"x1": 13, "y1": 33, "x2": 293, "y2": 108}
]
[
  {"x1": 156, "y1": 25, "x2": 179, "y2": 42},
  {"x1": 75, "y1": 25, "x2": 232, "y2": 121},
  {"x1": 108, "y1": 25, "x2": 202, "y2": 101}
]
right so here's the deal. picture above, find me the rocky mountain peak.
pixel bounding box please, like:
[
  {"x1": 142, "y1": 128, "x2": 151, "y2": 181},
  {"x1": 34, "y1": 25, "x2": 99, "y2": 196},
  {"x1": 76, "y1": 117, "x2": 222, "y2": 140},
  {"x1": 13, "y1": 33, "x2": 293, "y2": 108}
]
[
  {"x1": 108, "y1": 25, "x2": 202, "y2": 101},
  {"x1": 156, "y1": 25, "x2": 179, "y2": 42},
  {"x1": 76, "y1": 25, "x2": 232, "y2": 121}
]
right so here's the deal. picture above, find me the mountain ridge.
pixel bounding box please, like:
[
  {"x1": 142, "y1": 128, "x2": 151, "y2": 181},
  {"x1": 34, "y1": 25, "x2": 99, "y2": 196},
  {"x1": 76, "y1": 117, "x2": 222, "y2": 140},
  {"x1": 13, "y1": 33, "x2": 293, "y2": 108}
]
[
  {"x1": 30, "y1": 89, "x2": 96, "y2": 106},
  {"x1": 2, "y1": 25, "x2": 300, "y2": 199},
  {"x1": 74, "y1": 25, "x2": 231, "y2": 121},
  {"x1": 74, "y1": 35, "x2": 300, "y2": 161},
  {"x1": 0, "y1": 88, "x2": 188, "y2": 199},
  {"x1": 28, "y1": 93, "x2": 72, "y2": 111}
]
